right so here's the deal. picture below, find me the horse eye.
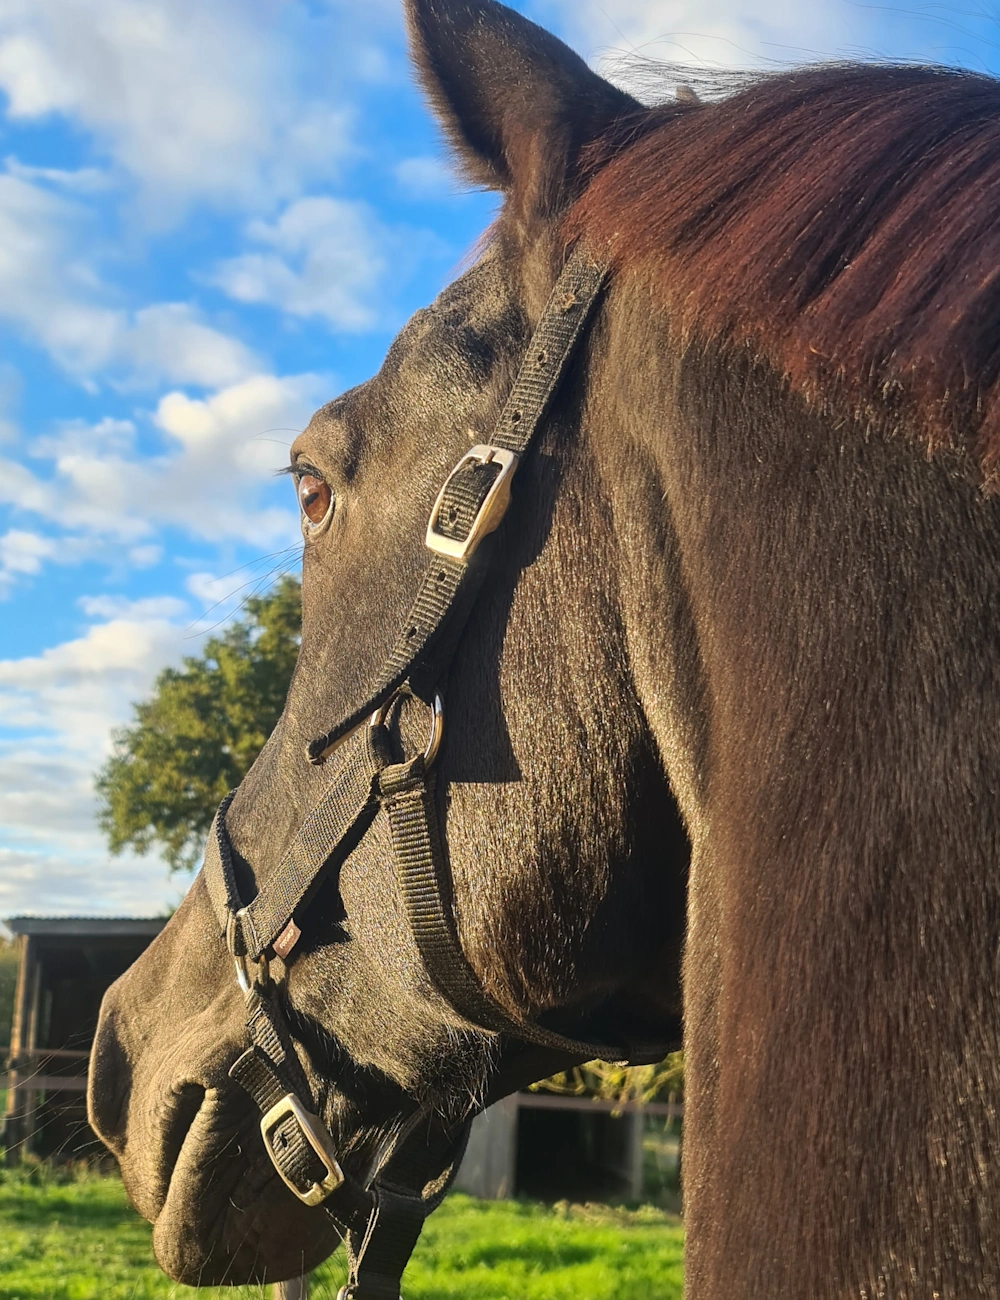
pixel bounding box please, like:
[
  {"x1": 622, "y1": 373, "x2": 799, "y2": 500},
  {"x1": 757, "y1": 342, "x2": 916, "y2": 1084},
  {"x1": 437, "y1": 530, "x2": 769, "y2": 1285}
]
[{"x1": 297, "y1": 474, "x2": 333, "y2": 529}]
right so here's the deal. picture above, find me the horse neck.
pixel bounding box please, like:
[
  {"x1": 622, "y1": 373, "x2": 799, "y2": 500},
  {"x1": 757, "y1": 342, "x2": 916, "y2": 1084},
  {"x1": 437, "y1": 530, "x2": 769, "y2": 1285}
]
[{"x1": 593, "y1": 284, "x2": 1000, "y2": 1297}]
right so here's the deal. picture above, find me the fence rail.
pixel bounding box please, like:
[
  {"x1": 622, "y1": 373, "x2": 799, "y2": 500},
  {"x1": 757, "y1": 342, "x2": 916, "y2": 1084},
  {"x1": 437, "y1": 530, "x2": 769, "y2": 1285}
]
[
  {"x1": 2, "y1": 1074, "x2": 88, "y2": 1093},
  {"x1": 520, "y1": 1094, "x2": 683, "y2": 1119}
]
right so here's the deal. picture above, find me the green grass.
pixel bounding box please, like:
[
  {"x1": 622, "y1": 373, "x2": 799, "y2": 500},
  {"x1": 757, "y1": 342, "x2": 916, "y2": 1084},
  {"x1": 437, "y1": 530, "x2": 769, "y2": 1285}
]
[{"x1": 0, "y1": 1167, "x2": 684, "y2": 1300}]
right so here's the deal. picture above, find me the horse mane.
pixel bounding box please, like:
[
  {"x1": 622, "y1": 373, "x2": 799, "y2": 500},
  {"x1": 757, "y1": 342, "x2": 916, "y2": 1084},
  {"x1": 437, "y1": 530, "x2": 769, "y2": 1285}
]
[{"x1": 567, "y1": 64, "x2": 1000, "y2": 488}]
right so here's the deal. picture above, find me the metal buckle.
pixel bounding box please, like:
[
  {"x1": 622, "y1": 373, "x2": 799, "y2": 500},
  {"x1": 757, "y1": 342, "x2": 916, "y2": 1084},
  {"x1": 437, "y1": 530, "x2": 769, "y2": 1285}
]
[
  {"x1": 371, "y1": 690, "x2": 444, "y2": 770},
  {"x1": 260, "y1": 1093, "x2": 344, "y2": 1207},
  {"x1": 425, "y1": 445, "x2": 519, "y2": 562}
]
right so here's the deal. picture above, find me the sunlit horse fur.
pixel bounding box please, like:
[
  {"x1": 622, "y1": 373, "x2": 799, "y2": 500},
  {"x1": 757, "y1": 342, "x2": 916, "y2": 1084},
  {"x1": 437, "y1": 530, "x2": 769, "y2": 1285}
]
[{"x1": 89, "y1": 1, "x2": 1000, "y2": 1294}]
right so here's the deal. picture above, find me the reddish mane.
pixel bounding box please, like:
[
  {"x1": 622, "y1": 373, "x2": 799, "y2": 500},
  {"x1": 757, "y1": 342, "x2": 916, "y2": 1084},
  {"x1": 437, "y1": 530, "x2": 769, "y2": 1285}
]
[{"x1": 568, "y1": 65, "x2": 1000, "y2": 487}]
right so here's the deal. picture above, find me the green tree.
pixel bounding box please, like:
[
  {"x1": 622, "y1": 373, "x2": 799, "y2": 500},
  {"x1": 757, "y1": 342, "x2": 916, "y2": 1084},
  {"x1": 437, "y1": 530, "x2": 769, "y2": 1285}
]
[
  {"x1": 531, "y1": 1052, "x2": 685, "y2": 1106},
  {"x1": 96, "y1": 576, "x2": 301, "y2": 873}
]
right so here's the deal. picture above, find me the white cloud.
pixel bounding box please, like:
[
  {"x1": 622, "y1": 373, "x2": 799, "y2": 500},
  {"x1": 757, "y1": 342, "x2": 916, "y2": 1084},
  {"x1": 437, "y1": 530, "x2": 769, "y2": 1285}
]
[
  {"x1": 0, "y1": 842, "x2": 184, "y2": 917},
  {"x1": 0, "y1": 527, "x2": 57, "y2": 595},
  {"x1": 150, "y1": 371, "x2": 328, "y2": 541},
  {"x1": 1, "y1": 371, "x2": 326, "y2": 550},
  {"x1": 127, "y1": 543, "x2": 162, "y2": 569},
  {"x1": 0, "y1": 361, "x2": 19, "y2": 443},
  {"x1": 119, "y1": 303, "x2": 258, "y2": 390},
  {"x1": 0, "y1": 612, "x2": 186, "y2": 745},
  {"x1": 0, "y1": 172, "x2": 121, "y2": 373},
  {"x1": 182, "y1": 570, "x2": 268, "y2": 632},
  {"x1": 0, "y1": 527, "x2": 54, "y2": 576},
  {"x1": 186, "y1": 571, "x2": 248, "y2": 609},
  {"x1": 75, "y1": 593, "x2": 186, "y2": 621},
  {"x1": 4, "y1": 155, "x2": 111, "y2": 193},
  {"x1": 0, "y1": 0, "x2": 357, "y2": 218},
  {"x1": 547, "y1": 0, "x2": 853, "y2": 70},
  {"x1": 212, "y1": 197, "x2": 391, "y2": 331},
  {"x1": 0, "y1": 170, "x2": 260, "y2": 384},
  {"x1": 538, "y1": 0, "x2": 1000, "y2": 75},
  {"x1": 0, "y1": 526, "x2": 94, "y2": 595},
  {"x1": 0, "y1": 603, "x2": 199, "y2": 916}
]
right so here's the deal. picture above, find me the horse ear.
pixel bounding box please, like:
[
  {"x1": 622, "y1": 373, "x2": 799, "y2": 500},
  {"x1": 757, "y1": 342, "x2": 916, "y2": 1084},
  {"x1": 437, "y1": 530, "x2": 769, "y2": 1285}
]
[{"x1": 405, "y1": 0, "x2": 639, "y2": 215}]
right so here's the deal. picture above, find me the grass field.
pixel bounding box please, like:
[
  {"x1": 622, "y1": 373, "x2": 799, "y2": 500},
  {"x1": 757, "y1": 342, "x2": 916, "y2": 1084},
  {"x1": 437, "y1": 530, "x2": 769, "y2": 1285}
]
[{"x1": 0, "y1": 1165, "x2": 684, "y2": 1300}]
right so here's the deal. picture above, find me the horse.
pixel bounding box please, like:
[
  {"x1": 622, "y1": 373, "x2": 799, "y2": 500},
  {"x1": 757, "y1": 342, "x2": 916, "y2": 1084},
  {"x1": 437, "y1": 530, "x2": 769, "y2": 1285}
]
[{"x1": 87, "y1": 0, "x2": 1000, "y2": 1295}]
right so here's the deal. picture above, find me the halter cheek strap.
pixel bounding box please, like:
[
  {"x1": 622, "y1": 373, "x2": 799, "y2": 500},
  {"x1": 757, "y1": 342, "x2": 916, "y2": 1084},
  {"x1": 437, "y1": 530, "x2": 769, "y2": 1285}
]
[
  {"x1": 304, "y1": 246, "x2": 614, "y2": 766},
  {"x1": 200, "y1": 247, "x2": 672, "y2": 1299}
]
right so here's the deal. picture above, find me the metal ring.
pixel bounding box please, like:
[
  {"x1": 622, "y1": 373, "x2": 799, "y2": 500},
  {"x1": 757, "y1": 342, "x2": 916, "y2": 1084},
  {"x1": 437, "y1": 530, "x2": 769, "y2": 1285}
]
[
  {"x1": 370, "y1": 690, "x2": 444, "y2": 770},
  {"x1": 234, "y1": 951, "x2": 268, "y2": 997}
]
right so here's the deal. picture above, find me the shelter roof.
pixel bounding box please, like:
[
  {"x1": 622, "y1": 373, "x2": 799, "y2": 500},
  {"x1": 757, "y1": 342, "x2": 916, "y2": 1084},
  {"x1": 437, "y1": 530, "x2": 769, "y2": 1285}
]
[{"x1": 4, "y1": 916, "x2": 167, "y2": 938}]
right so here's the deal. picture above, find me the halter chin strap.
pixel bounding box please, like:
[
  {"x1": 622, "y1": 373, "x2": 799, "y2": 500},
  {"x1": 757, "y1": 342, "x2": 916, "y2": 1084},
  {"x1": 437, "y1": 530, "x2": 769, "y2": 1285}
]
[{"x1": 199, "y1": 246, "x2": 671, "y2": 1298}]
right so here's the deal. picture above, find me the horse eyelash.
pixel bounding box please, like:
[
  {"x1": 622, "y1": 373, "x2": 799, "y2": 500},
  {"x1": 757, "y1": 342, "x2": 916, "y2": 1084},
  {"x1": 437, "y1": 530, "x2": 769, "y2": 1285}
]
[{"x1": 278, "y1": 461, "x2": 325, "y2": 481}]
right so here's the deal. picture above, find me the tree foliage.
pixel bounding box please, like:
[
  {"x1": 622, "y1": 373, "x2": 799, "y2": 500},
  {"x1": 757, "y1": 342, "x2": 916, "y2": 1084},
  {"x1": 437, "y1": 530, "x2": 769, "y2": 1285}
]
[
  {"x1": 96, "y1": 576, "x2": 301, "y2": 873},
  {"x1": 531, "y1": 1052, "x2": 685, "y2": 1106}
]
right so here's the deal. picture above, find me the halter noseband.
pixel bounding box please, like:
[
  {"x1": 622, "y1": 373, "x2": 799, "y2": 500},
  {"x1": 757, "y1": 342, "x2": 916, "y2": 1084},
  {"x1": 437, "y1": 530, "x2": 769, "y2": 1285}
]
[{"x1": 201, "y1": 247, "x2": 670, "y2": 1298}]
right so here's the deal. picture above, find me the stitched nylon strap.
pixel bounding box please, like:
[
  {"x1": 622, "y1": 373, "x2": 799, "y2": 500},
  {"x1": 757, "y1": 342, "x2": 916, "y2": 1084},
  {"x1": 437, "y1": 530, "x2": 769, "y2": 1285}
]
[
  {"x1": 230, "y1": 985, "x2": 476, "y2": 1300},
  {"x1": 337, "y1": 1190, "x2": 429, "y2": 1300},
  {"x1": 381, "y1": 758, "x2": 623, "y2": 1060},
  {"x1": 230, "y1": 988, "x2": 375, "y2": 1229},
  {"x1": 203, "y1": 726, "x2": 391, "y2": 960},
  {"x1": 306, "y1": 247, "x2": 608, "y2": 764}
]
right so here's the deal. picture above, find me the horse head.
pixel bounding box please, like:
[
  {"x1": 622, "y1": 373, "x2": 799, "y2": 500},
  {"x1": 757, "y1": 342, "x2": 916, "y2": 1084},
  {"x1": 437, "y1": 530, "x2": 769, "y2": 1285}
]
[{"x1": 88, "y1": 1, "x2": 688, "y2": 1285}]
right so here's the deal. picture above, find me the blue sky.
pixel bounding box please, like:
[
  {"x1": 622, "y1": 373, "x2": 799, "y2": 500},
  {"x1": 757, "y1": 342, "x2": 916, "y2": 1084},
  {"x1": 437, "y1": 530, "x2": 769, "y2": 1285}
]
[{"x1": 0, "y1": 0, "x2": 998, "y2": 920}]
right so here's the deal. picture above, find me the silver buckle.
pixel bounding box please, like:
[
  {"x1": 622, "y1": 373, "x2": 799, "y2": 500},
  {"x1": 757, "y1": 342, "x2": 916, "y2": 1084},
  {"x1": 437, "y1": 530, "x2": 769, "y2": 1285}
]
[
  {"x1": 261, "y1": 1093, "x2": 344, "y2": 1207},
  {"x1": 425, "y1": 445, "x2": 519, "y2": 562}
]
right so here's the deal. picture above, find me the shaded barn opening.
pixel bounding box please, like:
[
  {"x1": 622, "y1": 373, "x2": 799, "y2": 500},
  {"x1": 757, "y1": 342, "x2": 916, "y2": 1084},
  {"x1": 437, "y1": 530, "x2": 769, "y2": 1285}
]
[
  {"x1": 2, "y1": 917, "x2": 166, "y2": 1163},
  {"x1": 516, "y1": 1104, "x2": 644, "y2": 1201},
  {"x1": 455, "y1": 1094, "x2": 683, "y2": 1205}
]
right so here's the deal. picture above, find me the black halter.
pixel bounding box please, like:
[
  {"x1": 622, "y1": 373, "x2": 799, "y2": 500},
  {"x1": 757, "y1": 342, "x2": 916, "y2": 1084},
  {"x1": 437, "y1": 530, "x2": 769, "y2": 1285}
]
[{"x1": 201, "y1": 246, "x2": 671, "y2": 1298}]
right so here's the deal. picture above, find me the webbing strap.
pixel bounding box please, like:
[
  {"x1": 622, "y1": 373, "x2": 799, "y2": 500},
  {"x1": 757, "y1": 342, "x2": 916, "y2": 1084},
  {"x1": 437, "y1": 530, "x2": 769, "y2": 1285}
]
[
  {"x1": 230, "y1": 986, "x2": 476, "y2": 1300},
  {"x1": 339, "y1": 1190, "x2": 428, "y2": 1300},
  {"x1": 307, "y1": 555, "x2": 469, "y2": 765},
  {"x1": 306, "y1": 248, "x2": 608, "y2": 763},
  {"x1": 230, "y1": 989, "x2": 375, "y2": 1228},
  {"x1": 490, "y1": 254, "x2": 608, "y2": 457},
  {"x1": 203, "y1": 726, "x2": 391, "y2": 960},
  {"x1": 202, "y1": 790, "x2": 241, "y2": 939},
  {"x1": 381, "y1": 760, "x2": 621, "y2": 1059}
]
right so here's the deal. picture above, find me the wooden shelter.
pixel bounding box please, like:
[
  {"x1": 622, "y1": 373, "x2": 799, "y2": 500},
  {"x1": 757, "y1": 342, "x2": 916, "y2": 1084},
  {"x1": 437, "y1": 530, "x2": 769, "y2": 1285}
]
[
  {"x1": 455, "y1": 1092, "x2": 684, "y2": 1203},
  {"x1": 2, "y1": 917, "x2": 166, "y2": 1163}
]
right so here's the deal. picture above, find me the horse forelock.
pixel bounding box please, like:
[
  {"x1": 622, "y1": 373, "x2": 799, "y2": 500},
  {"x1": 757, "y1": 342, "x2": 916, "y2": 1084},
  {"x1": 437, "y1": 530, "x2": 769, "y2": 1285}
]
[{"x1": 567, "y1": 64, "x2": 1000, "y2": 488}]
